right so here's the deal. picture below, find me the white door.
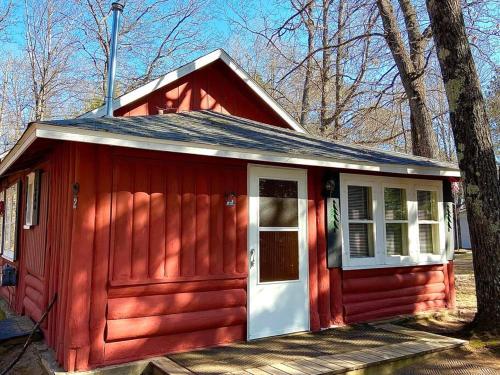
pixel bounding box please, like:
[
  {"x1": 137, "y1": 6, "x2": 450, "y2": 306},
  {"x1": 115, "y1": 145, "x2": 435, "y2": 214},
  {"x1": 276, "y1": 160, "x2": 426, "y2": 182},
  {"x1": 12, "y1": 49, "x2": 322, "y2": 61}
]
[{"x1": 248, "y1": 165, "x2": 309, "y2": 340}]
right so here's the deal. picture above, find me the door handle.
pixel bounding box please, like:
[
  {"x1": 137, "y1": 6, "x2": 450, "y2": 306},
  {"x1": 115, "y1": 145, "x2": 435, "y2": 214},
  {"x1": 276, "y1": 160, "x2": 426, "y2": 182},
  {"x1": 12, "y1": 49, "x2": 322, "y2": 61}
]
[{"x1": 250, "y1": 248, "x2": 255, "y2": 268}]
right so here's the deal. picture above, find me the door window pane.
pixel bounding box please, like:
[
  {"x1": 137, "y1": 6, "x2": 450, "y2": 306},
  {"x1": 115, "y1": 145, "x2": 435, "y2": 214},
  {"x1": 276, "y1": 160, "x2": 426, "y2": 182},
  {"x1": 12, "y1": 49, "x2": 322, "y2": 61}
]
[
  {"x1": 259, "y1": 231, "x2": 299, "y2": 282},
  {"x1": 348, "y1": 223, "x2": 374, "y2": 258},
  {"x1": 348, "y1": 186, "x2": 372, "y2": 220},
  {"x1": 259, "y1": 179, "x2": 298, "y2": 227}
]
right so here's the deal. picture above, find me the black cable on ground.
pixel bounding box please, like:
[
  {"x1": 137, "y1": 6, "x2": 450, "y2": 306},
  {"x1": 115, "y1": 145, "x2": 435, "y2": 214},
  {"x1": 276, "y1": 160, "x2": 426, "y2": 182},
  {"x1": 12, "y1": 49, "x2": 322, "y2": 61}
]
[{"x1": 1, "y1": 293, "x2": 57, "y2": 375}]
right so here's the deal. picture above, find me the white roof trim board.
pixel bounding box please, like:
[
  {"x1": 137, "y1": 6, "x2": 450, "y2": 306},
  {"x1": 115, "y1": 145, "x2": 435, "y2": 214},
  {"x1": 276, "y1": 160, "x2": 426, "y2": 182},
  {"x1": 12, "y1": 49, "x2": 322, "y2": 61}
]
[{"x1": 79, "y1": 49, "x2": 306, "y2": 133}]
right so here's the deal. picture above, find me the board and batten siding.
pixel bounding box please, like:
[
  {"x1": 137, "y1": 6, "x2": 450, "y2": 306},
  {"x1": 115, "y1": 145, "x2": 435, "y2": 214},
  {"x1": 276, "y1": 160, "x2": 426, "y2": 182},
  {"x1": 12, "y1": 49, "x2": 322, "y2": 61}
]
[
  {"x1": 100, "y1": 150, "x2": 248, "y2": 364},
  {"x1": 113, "y1": 59, "x2": 290, "y2": 129}
]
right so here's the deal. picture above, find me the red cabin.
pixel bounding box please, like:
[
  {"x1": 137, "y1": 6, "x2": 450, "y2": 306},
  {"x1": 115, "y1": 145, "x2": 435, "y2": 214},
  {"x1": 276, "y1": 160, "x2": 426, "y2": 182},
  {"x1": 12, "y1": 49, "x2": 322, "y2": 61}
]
[{"x1": 0, "y1": 49, "x2": 458, "y2": 372}]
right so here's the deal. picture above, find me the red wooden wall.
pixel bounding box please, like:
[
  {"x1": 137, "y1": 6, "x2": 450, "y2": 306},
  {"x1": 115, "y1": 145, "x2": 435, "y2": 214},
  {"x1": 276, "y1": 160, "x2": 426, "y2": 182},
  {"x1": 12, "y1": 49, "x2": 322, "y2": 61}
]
[
  {"x1": 0, "y1": 143, "x2": 76, "y2": 369},
  {"x1": 99, "y1": 151, "x2": 248, "y2": 365},
  {"x1": 305, "y1": 167, "x2": 455, "y2": 329},
  {"x1": 0, "y1": 141, "x2": 456, "y2": 372},
  {"x1": 113, "y1": 60, "x2": 291, "y2": 129}
]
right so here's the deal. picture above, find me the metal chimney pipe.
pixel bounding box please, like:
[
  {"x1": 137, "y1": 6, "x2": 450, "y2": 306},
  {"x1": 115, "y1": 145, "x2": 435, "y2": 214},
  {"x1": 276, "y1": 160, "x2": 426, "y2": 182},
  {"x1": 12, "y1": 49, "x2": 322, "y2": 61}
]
[{"x1": 105, "y1": 2, "x2": 124, "y2": 117}]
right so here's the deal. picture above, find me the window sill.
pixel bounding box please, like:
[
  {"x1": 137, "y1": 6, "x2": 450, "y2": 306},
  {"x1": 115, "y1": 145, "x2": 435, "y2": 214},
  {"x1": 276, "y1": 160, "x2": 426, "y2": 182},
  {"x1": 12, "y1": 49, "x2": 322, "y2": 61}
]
[
  {"x1": 342, "y1": 259, "x2": 448, "y2": 270},
  {"x1": 1, "y1": 255, "x2": 16, "y2": 263}
]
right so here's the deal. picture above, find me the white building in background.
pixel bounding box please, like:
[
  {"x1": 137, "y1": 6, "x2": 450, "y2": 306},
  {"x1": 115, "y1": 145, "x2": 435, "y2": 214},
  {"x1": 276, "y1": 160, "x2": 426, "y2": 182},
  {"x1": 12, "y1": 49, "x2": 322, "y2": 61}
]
[{"x1": 457, "y1": 209, "x2": 472, "y2": 249}]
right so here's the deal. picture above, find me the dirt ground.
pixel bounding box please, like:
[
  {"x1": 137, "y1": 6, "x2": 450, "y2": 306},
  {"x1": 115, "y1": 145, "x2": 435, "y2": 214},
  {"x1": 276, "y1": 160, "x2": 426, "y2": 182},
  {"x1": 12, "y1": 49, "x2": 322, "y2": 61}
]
[
  {"x1": 1, "y1": 251, "x2": 498, "y2": 374},
  {"x1": 395, "y1": 251, "x2": 500, "y2": 374}
]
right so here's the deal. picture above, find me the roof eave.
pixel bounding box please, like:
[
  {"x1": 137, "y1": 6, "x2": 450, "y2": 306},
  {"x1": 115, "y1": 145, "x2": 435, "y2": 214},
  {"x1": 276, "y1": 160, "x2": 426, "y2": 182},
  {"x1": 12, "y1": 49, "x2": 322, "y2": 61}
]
[{"x1": 11, "y1": 124, "x2": 459, "y2": 178}]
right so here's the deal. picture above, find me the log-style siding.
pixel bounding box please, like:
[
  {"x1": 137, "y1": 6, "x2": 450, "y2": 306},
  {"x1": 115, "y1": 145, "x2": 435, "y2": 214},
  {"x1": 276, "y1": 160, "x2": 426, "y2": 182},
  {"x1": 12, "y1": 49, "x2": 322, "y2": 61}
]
[{"x1": 342, "y1": 265, "x2": 449, "y2": 323}]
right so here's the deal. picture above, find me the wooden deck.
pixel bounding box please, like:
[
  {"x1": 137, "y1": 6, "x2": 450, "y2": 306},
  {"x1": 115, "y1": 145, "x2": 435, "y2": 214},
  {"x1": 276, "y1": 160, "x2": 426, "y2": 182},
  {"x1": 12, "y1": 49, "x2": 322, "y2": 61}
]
[
  {"x1": 153, "y1": 324, "x2": 466, "y2": 375},
  {"x1": 52, "y1": 324, "x2": 466, "y2": 374}
]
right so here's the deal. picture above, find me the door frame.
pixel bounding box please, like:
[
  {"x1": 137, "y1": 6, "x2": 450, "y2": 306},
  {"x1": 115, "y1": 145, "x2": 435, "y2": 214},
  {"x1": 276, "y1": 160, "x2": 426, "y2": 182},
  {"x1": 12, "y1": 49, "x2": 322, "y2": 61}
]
[{"x1": 247, "y1": 164, "x2": 310, "y2": 340}]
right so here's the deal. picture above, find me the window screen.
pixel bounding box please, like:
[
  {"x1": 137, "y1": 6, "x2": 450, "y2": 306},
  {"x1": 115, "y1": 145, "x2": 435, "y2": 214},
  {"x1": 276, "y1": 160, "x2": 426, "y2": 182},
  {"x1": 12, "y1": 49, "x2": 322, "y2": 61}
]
[
  {"x1": 259, "y1": 179, "x2": 298, "y2": 227},
  {"x1": 259, "y1": 231, "x2": 299, "y2": 282},
  {"x1": 258, "y1": 178, "x2": 300, "y2": 282}
]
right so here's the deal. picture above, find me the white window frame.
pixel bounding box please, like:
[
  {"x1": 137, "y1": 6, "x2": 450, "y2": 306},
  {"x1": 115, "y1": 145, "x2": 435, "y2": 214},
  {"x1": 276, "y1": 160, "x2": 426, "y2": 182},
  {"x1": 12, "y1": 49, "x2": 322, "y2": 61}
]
[
  {"x1": 382, "y1": 182, "x2": 414, "y2": 266},
  {"x1": 341, "y1": 174, "x2": 446, "y2": 269},
  {"x1": 340, "y1": 178, "x2": 383, "y2": 267},
  {"x1": 24, "y1": 171, "x2": 36, "y2": 228},
  {"x1": 1, "y1": 182, "x2": 20, "y2": 262},
  {"x1": 416, "y1": 185, "x2": 445, "y2": 264}
]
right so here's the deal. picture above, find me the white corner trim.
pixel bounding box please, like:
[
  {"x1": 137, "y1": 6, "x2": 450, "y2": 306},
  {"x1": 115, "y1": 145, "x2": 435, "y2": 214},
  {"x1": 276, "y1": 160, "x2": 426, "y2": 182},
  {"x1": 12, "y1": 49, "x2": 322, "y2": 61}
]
[
  {"x1": 0, "y1": 126, "x2": 37, "y2": 176},
  {"x1": 78, "y1": 49, "x2": 306, "y2": 134},
  {"x1": 31, "y1": 124, "x2": 460, "y2": 178}
]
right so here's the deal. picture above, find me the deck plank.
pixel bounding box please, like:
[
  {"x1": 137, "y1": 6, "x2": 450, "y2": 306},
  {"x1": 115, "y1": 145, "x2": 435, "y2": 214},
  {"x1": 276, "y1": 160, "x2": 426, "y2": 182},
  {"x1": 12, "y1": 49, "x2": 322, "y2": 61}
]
[
  {"x1": 245, "y1": 367, "x2": 273, "y2": 375},
  {"x1": 301, "y1": 357, "x2": 346, "y2": 372},
  {"x1": 270, "y1": 363, "x2": 308, "y2": 375},
  {"x1": 151, "y1": 358, "x2": 193, "y2": 374},
  {"x1": 256, "y1": 365, "x2": 291, "y2": 375}
]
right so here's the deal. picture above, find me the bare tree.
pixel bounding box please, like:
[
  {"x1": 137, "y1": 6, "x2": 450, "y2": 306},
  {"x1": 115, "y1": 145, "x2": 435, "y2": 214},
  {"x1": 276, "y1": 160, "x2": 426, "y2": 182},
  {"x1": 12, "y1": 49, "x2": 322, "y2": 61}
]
[
  {"x1": 426, "y1": 0, "x2": 500, "y2": 328},
  {"x1": 0, "y1": 57, "x2": 32, "y2": 151},
  {"x1": 75, "y1": 0, "x2": 212, "y2": 99},
  {"x1": 376, "y1": 0, "x2": 438, "y2": 158},
  {"x1": 298, "y1": 0, "x2": 315, "y2": 126},
  {"x1": 24, "y1": 0, "x2": 78, "y2": 120},
  {"x1": 0, "y1": 0, "x2": 11, "y2": 35}
]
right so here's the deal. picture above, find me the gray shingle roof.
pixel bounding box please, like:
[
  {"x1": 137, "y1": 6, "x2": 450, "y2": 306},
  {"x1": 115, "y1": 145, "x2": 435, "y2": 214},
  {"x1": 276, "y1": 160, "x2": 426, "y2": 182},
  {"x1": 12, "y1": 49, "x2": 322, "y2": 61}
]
[{"x1": 36, "y1": 110, "x2": 458, "y2": 171}]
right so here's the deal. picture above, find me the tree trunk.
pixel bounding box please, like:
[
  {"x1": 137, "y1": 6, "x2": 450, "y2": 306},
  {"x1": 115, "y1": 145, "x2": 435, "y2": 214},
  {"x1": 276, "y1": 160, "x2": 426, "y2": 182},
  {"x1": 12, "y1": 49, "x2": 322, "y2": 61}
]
[
  {"x1": 377, "y1": 0, "x2": 438, "y2": 158},
  {"x1": 333, "y1": 0, "x2": 345, "y2": 136},
  {"x1": 319, "y1": 0, "x2": 332, "y2": 132},
  {"x1": 299, "y1": 0, "x2": 315, "y2": 126},
  {"x1": 426, "y1": 0, "x2": 500, "y2": 328}
]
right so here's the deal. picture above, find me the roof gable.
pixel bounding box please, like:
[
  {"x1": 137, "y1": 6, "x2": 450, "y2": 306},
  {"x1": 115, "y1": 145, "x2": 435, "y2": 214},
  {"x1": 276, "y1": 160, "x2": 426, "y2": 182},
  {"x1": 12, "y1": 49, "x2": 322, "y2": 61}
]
[{"x1": 79, "y1": 49, "x2": 306, "y2": 133}]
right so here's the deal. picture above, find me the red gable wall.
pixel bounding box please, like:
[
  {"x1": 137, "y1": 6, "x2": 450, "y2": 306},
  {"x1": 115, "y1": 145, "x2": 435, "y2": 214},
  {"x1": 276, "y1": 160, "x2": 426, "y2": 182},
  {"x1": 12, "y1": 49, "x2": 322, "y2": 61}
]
[{"x1": 114, "y1": 60, "x2": 291, "y2": 129}]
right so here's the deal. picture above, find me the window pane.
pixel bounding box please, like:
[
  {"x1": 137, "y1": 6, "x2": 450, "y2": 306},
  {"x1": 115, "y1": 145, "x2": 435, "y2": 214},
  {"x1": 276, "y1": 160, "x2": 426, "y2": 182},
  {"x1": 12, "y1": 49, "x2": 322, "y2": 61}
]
[
  {"x1": 349, "y1": 223, "x2": 374, "y2": 258},
  {"x1": 348, "y1": 186, "x2": 372, "y2": 220},
  {"x1": 384, "y1": 188, "x2": 407, "y2": 220},
  {"x1": 259, "y1": 231, "x2": 299, "y2": 282},
  {"x1": 419, "y1": 224, "x2": 436, "y2": 253},
  {"x1": 3, "y1": 184, "x2": 18, "y2": 260},
  {"x1": 417, "y1": 190, "x2": 437, "y2": 220},
  {"x1": 259, "y1": 179, "x2": 298, "y2": 227},
  {"x1": 386, "y1": 223, "x2": 408, "y2": 256}
]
